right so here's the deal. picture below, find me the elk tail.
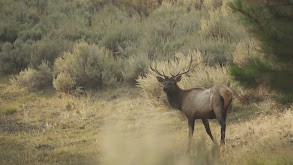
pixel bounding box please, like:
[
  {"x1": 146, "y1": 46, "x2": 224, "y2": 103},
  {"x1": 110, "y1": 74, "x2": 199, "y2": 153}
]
[
  {"x1": 224, "y1": 98, "x2": 232, "y2": 120},
  {"x1": 220, "y1": 96, "x2": 232, "y2": 121},
  {"x1": 219, "y1": 88, "x2": 233, "y2": 121}
]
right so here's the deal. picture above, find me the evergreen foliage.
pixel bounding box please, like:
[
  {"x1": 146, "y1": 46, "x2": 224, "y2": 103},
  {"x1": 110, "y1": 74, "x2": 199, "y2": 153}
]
[{"x1": 229, "y1": 0, "x2": 293, "y2": 104}]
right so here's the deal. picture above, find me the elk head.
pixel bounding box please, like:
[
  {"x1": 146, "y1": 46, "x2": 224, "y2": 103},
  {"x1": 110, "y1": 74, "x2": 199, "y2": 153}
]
[{"x1": 150, "y1": 55, "x2": 193, "y2": 94}]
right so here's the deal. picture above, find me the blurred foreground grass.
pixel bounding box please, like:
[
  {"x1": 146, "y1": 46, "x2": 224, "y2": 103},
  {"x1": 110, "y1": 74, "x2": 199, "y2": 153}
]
[{"x1": 0, "y1": 76, "x2": 292, "y2": 165}]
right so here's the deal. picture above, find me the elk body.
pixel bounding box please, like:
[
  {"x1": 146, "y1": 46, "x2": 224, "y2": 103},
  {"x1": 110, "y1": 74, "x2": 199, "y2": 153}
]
[{"x1": 151, "y1": 56, "x2": 233, "y2": 152}]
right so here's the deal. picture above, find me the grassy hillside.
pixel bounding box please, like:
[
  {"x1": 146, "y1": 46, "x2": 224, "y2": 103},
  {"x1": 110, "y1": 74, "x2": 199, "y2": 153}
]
[{"x1": 0, "y1": 75, "x2": 292, "y2": 165}]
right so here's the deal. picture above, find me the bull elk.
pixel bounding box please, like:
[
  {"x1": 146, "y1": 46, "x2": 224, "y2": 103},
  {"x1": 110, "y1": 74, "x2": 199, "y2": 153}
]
[{"x1": 150, "y1": 56, "x2": 233, "y2": 152}]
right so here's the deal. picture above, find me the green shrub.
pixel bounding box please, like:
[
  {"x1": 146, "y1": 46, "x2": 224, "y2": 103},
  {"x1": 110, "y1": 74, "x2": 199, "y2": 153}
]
[
  {"x1": 9, "y1": 62, "x2": 53, "y2": 90},
  {"x1": 19, "y1": 23, "x2": 46, "y2": 41},
  {"x1": 36, "y1": 61, "x2": 54, "y2": 87},
  {"x1": 30, "y1": 38, "x2": 73, "y2": 68},
  {"x1": 53, "y1": 41, "x2": 123, "y2": 92},
  {"x1": 176, "y1": 0, "x2": 202, "y2": 10},
  {"x1": 122, "y1": 54, "x2": 151, "y2": 85},
  {"x1": 114, "y1": 0, "x2": 160, "y2": 17},
  {"x1": 9, "y1": 68, "x2": 38, "y2": 89},
  {"x1": 100, "y1": 21, "x2": 142, "y2": 57},
  {"x1": 2, "y1": 106, "x2": 18, "y2": 115},
  {"x1": 142, "y1": 5, "x2": 201, "y2": 59},
  {"x1": 180, "y1": 5, "x2": 250, "y2": 67},
  {"x1": 184, "y1": 36, "x2": 235, "y2": 66},
  {"x1": 200, "y1": 38, "x2": 235, "y2": 66},
  {"x1": 202, "y1": 0, "x2": 223, "y2": 10},
  {"x1": 53, "y1": 72, "x2": 76, "y2": 93},
  {"x1": 0, "y1": 40, "x2": 31, "y2": 73},
  {"x1": 0, "y1": 22, "x2": 19, "y2": 43},
  {"x1": 199, "y1": 8, "x2": 242, "y2": 42}
]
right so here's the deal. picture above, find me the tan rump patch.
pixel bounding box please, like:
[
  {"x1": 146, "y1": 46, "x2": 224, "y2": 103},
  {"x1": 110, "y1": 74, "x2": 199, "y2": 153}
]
[{"x1": 219, "y1": 88, "x2": 232, "y2": 110}]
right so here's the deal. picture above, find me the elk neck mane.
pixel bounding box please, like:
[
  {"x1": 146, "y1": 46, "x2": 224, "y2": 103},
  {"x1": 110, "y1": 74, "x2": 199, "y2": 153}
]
[{"x1": 165, "y1": 83, "x2": 184, "y2": 110}]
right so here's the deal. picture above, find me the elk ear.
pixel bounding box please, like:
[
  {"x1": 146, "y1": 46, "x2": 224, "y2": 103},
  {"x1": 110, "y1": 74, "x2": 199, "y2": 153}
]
[
  {"x1": 175, "y1": 75, "x2": 182, "y2": 82},
  {"x1": 156, "y1": 76, "x2": 164, "y2": 83}
]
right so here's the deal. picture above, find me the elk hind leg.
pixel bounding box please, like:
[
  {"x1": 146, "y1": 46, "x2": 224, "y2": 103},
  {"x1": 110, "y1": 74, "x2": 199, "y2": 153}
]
[
  {"x1": 214, "y1": 111, "x2": 226, "y2": 145},
  {"x1": 214, "y1": 98, "x2": 227, "y2": 145},
  {"x1": 220, "y1": 120, "x2": 226, "y2": 145},
  {"x1": 202, "y1": 119, "x2": 214, "y2": 141}
]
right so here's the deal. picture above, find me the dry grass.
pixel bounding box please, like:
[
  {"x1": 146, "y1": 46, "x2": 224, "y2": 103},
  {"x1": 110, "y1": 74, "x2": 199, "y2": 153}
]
[{"x1": 0, "y1": 75, "x2": 292, "y2": 165}]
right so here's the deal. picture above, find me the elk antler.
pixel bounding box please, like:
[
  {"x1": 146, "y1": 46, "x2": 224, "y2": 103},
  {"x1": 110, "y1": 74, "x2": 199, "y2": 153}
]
[
  {"x1": 150, "y1": 62, "x2": 166, "y2": 78},
  {"x1": 171, "y1": 55, "x2": 193, "y2": 77}
]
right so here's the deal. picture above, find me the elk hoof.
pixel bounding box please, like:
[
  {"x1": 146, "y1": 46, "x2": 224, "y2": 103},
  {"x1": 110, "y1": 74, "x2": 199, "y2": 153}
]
[{"x1": 220, "y1": 141, "x2": 225, "y2": 145}]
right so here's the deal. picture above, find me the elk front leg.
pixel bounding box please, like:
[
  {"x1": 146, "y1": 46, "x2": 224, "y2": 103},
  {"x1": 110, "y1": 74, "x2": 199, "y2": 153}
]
[{"x1": 186, "y1": 119, "x2": 195, "y2": 153}]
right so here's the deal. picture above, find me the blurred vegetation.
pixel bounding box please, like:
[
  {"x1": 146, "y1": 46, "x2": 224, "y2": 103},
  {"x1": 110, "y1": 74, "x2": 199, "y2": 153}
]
[
  {"x1": 229, "y1": 0, "x2": 293, "y2": 104},
  {"x1": 2, "y1": 106, "x2": 18, "y2": 115}
]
